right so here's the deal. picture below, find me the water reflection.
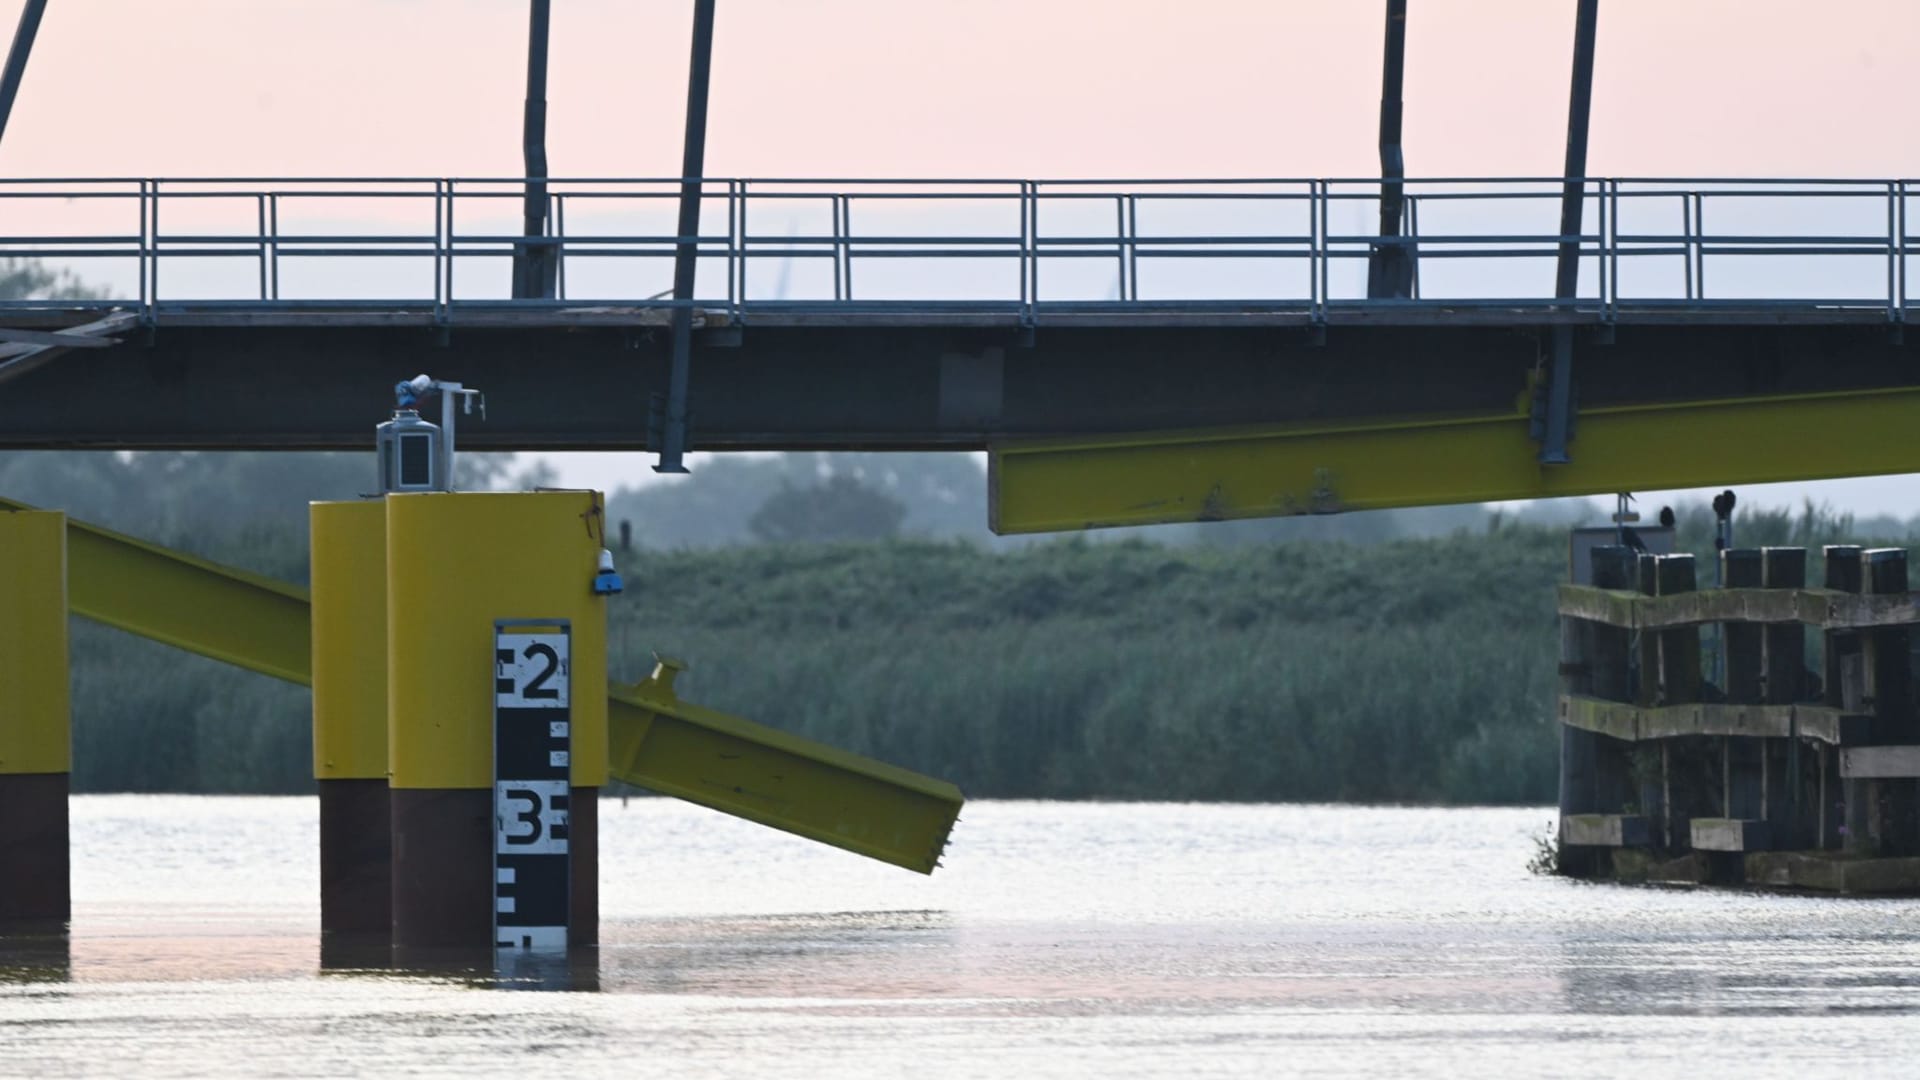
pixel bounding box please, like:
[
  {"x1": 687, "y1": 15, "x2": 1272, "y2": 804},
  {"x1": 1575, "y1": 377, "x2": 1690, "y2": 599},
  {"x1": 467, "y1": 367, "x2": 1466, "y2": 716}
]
[
  {"x1": 600, "y1": 909, "x2": 953, "y2": 997},
  {"x1": 320, "y1": 934, "x2": 603, "y2": 992},
  {"x1": 19, "y1": 798, "x2": 1920, "y2": 1079},
  {"x1": 0, "y1": 931, "x2": 69, "y2": 985}
]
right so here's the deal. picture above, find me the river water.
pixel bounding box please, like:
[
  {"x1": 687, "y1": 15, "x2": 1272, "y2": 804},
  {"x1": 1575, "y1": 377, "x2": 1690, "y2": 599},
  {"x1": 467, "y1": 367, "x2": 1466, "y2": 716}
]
[{"x1": 4, "y1": 797, "x2": 1919, "y2": 1078}]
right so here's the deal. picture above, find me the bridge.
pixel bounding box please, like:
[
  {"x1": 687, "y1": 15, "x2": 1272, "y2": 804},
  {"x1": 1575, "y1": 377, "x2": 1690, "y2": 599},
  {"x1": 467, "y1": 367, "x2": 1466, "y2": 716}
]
[
  {"x1": 0, "y1": 0, "x2": 1913, "y2": 534},
  {"x1": 1, "y1": 174, "x2": 1914, "y2": 530},
  {"x1": 3, "y1": 0, "x2": 1920, "y2": 946}
]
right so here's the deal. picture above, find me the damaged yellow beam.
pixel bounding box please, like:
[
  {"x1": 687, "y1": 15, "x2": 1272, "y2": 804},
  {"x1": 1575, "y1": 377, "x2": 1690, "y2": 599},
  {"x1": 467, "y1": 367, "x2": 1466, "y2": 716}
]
[
  {"x1": 608, "y1": 657, "x2": 963, "y2": 874},
  {"x1": 989, "y1": 386, "x2": 1920, "y2": 534}
]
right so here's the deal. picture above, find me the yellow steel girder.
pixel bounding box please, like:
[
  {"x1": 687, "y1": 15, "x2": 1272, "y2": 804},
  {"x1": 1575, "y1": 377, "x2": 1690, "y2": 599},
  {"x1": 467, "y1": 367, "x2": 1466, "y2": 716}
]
[
  {"x1": 989, "y1": 386, "x2": 1920, "y2": 534},
  {"x1": 608, "y1": 658, "x2": 963, "y2": 874},
  {"x1": 0, "y1": 495, "x2": 314, "y2": 684},
  {"x1": 8, "y1": 496, "x2": 963, "y2": 873},
  {"x1": 0, "y1": 510, "x2": 69, "y2": 775}
]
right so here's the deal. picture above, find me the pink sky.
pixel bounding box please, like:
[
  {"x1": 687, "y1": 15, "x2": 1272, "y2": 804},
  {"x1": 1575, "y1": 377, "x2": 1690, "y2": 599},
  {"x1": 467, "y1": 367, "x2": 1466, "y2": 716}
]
[
  {"x1": 3, "y1": 0, "x2": 1918, "y2": 511},
  {"x1": 1, "y1": 0, "x2": 1914, "y2": 179}
]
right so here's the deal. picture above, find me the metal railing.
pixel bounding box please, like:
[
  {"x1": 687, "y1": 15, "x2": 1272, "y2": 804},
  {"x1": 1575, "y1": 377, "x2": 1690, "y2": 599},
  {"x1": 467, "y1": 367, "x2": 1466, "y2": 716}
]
[{"x1": 0, "y1": 177, "x2": 1912, "y2": 324}]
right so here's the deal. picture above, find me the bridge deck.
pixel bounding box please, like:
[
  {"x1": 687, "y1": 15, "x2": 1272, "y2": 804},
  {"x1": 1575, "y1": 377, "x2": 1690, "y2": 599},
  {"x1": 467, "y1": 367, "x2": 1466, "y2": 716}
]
[
  {"x1": 10, "y1": 301, "x2": 1916, "y2": 330},
  {"x1": 0, "y1": 176, "x2": 1913, "y2": 451}
]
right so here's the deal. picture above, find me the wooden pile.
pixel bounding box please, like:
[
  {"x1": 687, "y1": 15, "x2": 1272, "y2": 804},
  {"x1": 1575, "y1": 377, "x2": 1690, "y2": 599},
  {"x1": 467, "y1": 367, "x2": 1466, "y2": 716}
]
[{"x1": 1557, "y1": 544, "x2": 1920, "y2": 893}]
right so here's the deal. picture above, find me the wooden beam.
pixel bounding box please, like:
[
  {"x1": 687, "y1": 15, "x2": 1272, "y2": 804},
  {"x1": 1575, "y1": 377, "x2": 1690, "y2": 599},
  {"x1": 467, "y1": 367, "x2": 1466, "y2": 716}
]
[
  {"x1": 1558, "y1": 694, "x2": 1870, "y2": 746},
  {"x1": 1558, "y1": 585, "x2": 1920, "y2": 632},
  {"x1": 1745, "y1": 852, "x2": 1920, "y2": 894},
  {"x1": 1840, "y1": 746, "x2": 1920, "y2": 779},
  {"x1": 1561, "y1": 813, "x2": 1650, "y2": 847},
  {"x1": 1689, "y1": 817, "x2": 1772, "y2": 852}
]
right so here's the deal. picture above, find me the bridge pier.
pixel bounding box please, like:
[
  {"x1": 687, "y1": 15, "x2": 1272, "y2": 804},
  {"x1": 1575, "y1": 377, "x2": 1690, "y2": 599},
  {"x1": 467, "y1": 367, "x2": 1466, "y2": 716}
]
[
  {"x1": 0, "y1": 510, "x2": 69, "y2": 928},
  {"x1": 311, "y1": 501, "x2": 391, "y2": 939},
  {"x1": 386, "y1": 492, "x2": 606, "y2": 955}
]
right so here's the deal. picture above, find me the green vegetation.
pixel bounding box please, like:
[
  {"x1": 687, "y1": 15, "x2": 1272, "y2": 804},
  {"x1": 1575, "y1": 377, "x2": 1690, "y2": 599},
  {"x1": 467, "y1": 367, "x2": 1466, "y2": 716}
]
[
  {"x1": 0, "y1": 257, "x2": 102, "y2": 303},
  {"x1": 8, "y1": 447, "x2": 1914, "y2": 804},
  {"x1": 607, "y1": 529, "x2": 1565, "y2": 803}
]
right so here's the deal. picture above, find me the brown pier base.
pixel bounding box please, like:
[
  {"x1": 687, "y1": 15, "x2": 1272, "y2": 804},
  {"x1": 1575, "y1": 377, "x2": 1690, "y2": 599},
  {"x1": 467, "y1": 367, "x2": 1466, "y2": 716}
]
[
  {"x1": 320, "y1": 778, "x2": 391, "y2": 936},
  {"x1": 0, "y1": 773, "x2": 69, "y2": 928},
  {"x1": 391, "y1": 786, "x2": 598, "y2": 953}
]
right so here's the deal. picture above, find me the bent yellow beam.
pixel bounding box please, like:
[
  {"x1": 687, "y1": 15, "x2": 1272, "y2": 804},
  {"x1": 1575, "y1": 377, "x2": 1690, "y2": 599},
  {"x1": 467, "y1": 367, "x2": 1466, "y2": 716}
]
[
  {"x1": 989, "y1": 386, "x2": 1920, "y2": 534},
  {"x1": 609, "y1": 658, "x2": 963, "y2": 875},
  {"x1": 6, "y1": 495, "x2": 963, "y2": 872}
]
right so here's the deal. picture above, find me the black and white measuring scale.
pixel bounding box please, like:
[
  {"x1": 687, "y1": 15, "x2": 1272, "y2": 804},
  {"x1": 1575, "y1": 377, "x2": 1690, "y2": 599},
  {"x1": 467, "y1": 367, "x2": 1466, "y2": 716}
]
[{"x1": 492, "y1": 619, "x2": 572, "y2": 951}]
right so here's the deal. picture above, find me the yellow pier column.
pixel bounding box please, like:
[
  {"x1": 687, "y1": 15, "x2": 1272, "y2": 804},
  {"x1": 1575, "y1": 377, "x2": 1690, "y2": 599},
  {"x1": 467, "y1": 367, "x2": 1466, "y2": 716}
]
[
  {"x1": 0, "y1": 511, "x2": 70, "y2": 927},
  {"x1": 386, "y1": 491, "x2": 608, "y2": 952},
  {"x1": 311, "y1": 500, "x2": 390, "y2": 940}
]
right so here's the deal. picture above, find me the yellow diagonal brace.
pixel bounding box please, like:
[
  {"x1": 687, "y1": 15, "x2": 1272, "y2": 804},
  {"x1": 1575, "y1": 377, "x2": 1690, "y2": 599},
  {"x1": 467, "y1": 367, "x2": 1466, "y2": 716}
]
[
  {"x1": 989, "y1": 386, "x2": 1920, "y2": 534},
  {"x1": 0, "y1": 496, "x2": 313, "y2": 684},
  {"x1": 5, "y1": 496, "x2": 963, "y2": 872},
  {"x1": 608, "y1": 659, "x2": 963, "y2": 875}
]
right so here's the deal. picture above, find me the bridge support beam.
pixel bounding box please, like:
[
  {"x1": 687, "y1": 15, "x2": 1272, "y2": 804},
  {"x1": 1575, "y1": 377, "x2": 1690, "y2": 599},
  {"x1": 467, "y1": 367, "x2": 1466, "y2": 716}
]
[
  {"x1": 512, "y1": 0, "x2": 557, "y2": 301},
  {"x1": 0, "y1": 510, "x2": 69, "y2": 929},
  {"x1": 311, "y1": 501, "x2": 391, "y2": 940},
  {"x1": 0, "y1": 0, "x2": 47, "y2": 148},
  {"x1": 387, "y1": 492, "x2": 607, "y2": 955},
  {"x1": 989, "y1": 385, "x2": 1920, "y2": 534},
  {"x1": 1366, "y1": 0, "x2": 1414, "y2": 300},
  {"x1": 656, "y1": 0, "x2": 718, "y2": 474},
  {"x1": 1537, "y1": 0, "x2": 1601, "y2": 465}
]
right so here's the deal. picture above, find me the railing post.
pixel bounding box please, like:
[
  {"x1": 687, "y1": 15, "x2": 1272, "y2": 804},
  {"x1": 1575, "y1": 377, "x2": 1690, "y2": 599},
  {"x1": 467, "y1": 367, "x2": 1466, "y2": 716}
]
[
  {"x1": 1890, "y1": 181, "x2": 1902, "y2": 325},
  {"x1": 442, "y1": 180, "x2": 457, "y2": 322},
  {"x1": 1692, "y1": 191, "x2": 1706, "y2": 299},
  {"x1": 1899, "y1": 179, "x2": 1909, "y2": 318},
  {"x1": 1022, "y1": 181, "x2": 1037, "y2": 323},
  {"x1": 728, "y1": 179, "x2": 742, "y2": 316},
  {"x1": 136, "y1": 179, "x2": 150, "y2": 317},
  {"x1": 256, "y1": 194, "x2": 268, "y2": 302},
  {"x1": 1310, "y1": 180, "x2": 1327, "y2": 321},
  {"x1": 554, "y1": 192, "x2": 566, "y2": 301},
  {"x1": 830, "y1": 192, "x2": 844, "y2": 302},
  {"x1": 147, "y1": 180, "x2": 160, "y2": 317},
  {"x1": 268, "y1": 191, "x2": 280, "y2": 302}
]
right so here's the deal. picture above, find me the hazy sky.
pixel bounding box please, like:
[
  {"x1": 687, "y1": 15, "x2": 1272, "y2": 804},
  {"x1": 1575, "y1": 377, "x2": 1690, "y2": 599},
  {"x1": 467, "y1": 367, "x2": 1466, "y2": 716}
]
[{"x1": 3, "y1": 0, "x2": 1917, "y2": 513}]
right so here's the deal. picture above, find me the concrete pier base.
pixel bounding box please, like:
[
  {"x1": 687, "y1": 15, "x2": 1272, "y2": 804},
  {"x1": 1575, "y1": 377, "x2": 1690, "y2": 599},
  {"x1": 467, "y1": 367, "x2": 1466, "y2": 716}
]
[
  {"x1": 0, "y1": 773, "x2": 68, "y2": 928},
  {"x1": 319, "y1": 778, "x2": 391, "y2": 936}
]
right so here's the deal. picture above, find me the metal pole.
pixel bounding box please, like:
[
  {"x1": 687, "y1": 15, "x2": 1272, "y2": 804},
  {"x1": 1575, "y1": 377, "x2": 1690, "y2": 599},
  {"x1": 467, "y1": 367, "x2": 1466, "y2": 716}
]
[
  {"x1": 1366, "y1": 0, "x2": 1412, "y2": 299},
  {"x1": 1555, "y1": 0, "x2": 1599, "y2": 301},
  {"x1": 656, "y1": 0, "x2": 716, "y2": 474},
  {"x1": 1538, "y1": 0, "x2": 1599, "y2": 465},
  {"x1": 513, "y1": 0, "x2": 555, "y2": 300},
  {"x1": 0, "y1": 0, "x2": 49, "y2": 149}
]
